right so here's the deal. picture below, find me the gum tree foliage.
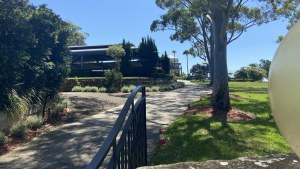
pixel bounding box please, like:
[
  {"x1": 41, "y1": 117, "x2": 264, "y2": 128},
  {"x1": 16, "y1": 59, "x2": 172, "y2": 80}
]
[
  {"x1": 66, "y1": 21, "x2": 88, "y2": 46},
  {"x1": 151, "y1": 0, "x2": 300, "y2": 111},
  {"x1": 138, "y1": 37, "x2": 159, "y2": 76},
  {"x1": 105, "y1": 45, "x2": 125, "y2": 91},
  {"x1": 0, "y1": 0, "x2": 86, "y2": 111},
  {"x1": 0, "y1": 0, "x2": 32, "y2": 108},
  {"x1": 248, "y1": 59, "x2": 271, "y2": 78},
  {"x1": 235, "y1": 66, "x2": 266, "y2": 81},
  {"x1": 247, "y1": 67, "x2": 266, "y2": 81},
  {"x1": 234, "y1": 67, "x2": 248, "y2": 81},
  {"x1": 106, "y1": 45, "x2": 125, "y2": 71},
  {"x1": 277, "y1": 6, "x2": 300, "y2": 43},
  {"x1": 190, "y1": 63, "x2": 208, "y2": 80},
  {"x1": 258, "y1": 59, "x2": 271, "y2": 77},
  {"x1": 24, "y1": 5, "x2": 72, "y2": 93}
]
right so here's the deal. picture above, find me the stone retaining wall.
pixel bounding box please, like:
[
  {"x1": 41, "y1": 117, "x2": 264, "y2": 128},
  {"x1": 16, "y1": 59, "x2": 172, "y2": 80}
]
[{"x1": 139, "y1": 154, "x2": 300, "y2": 169}]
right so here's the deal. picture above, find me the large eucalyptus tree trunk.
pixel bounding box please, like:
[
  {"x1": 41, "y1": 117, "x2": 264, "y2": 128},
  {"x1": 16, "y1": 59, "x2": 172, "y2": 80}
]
[
  {"x1": 211, "y1": 3, "x2": 231, "y2": 112},
  {"x1": 208, "y1": 58, "x2": 214, "y2": 86}
]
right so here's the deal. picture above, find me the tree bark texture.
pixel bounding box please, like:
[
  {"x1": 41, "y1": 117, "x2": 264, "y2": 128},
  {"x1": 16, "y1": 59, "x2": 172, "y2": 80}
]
[
  {"x1": 208, "y1": 58, "x2": 214, "y2": 86},
  {"x1": 211, "y1": 3, "x2": 231, "y2": 112}
]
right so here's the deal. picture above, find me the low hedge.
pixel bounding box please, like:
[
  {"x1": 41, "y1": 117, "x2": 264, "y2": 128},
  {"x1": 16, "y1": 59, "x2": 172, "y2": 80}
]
[{"x1": 61, "y1": 77, "x2": 176, "y2": 92}]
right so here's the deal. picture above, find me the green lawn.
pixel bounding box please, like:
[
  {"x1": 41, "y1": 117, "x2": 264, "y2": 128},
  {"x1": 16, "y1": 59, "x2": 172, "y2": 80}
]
[{"x1": 149, "y1": 82, "x2": 290, "y2": 165}]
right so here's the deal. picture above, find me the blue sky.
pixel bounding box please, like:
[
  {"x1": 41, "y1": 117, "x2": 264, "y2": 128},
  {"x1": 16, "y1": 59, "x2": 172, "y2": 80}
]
[{"x1": 29, "y1": 0, "x2": 289, "y2": 74}]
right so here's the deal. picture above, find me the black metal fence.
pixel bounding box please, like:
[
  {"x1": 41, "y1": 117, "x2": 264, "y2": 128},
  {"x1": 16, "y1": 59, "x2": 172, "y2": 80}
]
[{"x1": 85, "y1": 85, "x2": 147, "y2": 169}]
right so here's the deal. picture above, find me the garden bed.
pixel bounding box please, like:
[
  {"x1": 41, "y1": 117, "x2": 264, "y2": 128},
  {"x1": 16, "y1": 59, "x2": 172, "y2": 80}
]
[{"x1": 60, "y1": 77, "x2": 176, "y2": 92}]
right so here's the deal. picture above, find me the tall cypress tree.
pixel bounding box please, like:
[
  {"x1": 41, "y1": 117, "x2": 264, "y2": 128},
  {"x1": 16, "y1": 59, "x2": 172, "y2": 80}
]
[
  {"x1": 161, "y1": 51, "x2": 170, "y2": 74},
  {"x1": 121, "y1": 39, "x2": 133, "y2": 76},
  {"x1": 138, "y1": 36, "x2": 159, "y2": 77}
]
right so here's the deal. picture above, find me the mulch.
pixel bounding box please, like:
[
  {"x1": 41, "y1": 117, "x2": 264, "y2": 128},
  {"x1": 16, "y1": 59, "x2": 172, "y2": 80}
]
[
  {"x1": 183, "y1": 106, "x2": 255, "y2": 121},
  {"x1": 183, "y1": 93, "x2": 254, "y2": 121},
  {"x1": 0, "y1": 125, "x2": 51, "y2": 156},
  {"x1": 0, "y1": 111, "x2": 68, "y2": 156}
]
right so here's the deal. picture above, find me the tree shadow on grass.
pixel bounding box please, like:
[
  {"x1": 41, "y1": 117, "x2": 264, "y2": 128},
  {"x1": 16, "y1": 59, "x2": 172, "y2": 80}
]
[
  {"x1": 229, "y1": 87, "x2": 268, "y2": 95},
  {"x1": 149, "y1": 111, "x2": 289, "y2": 166}
]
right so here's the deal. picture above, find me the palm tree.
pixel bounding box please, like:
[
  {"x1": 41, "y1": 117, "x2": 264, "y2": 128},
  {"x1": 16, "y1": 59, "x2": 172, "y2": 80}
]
[
  {"x1": 183, "y1": 50, "x2": 190, "y2": 74},
  {"x1": 172, "y1": 50, "x2": 176, "y2": 63}
]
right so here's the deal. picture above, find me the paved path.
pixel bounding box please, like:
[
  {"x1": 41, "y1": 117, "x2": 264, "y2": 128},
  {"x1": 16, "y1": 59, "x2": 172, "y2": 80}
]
[{"x1": 0, "y1": 81, "x2": 211, "y2": 169}]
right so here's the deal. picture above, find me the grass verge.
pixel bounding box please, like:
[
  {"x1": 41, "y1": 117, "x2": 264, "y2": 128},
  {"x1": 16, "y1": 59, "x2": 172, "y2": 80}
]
[{"x1": 149, "y1": 82, "x2": 290, "y2": 165}]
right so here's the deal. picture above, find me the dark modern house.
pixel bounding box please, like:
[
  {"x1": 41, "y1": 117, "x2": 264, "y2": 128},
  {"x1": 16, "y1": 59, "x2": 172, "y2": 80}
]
[
  {"x1": 169, "y1": 57, "x2": 182, "y2": 76},
  {"x1": 69, "y1": 44, "x2": 182, "y2": 77},
  {"x1": 69, "y1": 45, "x2": 138, "y2": 77}
]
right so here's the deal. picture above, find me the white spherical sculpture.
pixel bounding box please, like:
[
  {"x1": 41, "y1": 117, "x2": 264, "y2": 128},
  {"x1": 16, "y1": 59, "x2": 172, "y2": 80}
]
[{"x1": 269, "y1": 21, "x2": 300, "y2": 157}]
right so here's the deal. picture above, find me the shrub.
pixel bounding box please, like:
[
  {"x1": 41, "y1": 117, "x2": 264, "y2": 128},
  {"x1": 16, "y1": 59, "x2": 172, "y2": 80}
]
[
  {"x1": 129, "y1": 85, "x2": 136, "y2": 92},
  {"x1": 74, "y1": 76, "x2": 81, "y2": 86},
  {"x1": 3, "y1": 90, "x2": 30, "y2": 118},
  {"x1": 159, "y1": 85, "x2": 164, "y2": 92},
  {"x1": 107, "y1": 87, "x2": 119, "y2": 93},
  {"x1": 98, "y1": 87, "x2": 107, "y2": 93},
  {"x1": 159, "y1": 85, "x2": 168, "y2": 92},
  {"x1": 83, "y1": 86, "x2": 98, "y2": 92},
  {"x1": 151, "y1": 73, "x2": 173, "y2": 80},
  {"x1": 90, "y1": 86, "x2": 99, "y2": 92},
  {"x1": 234, "y1": 68, "x2": 248, "y2": 81},
  {"x1": 167, "y1": 85, "x2": 173, "y2": 91},
  {"x1": 234, "y1": 67, "x2": 266, "y2": 81},
  {"x1": 72, "y1": 86, "x2": 83, "y2": 92},
  {"x1": 248, "y1": 67, "x2": 266, "y2": 81},
  {"x1": 51, "y1": 110, "x2": 60, "y2": 119},
  {"x1": 104, "y1": 69, "x2": 123, "y2": 91},
  {"x1": 164, "y1": 85, "x2": 171, "y2": 91},
  {"x1": 151, "y1": 86, "x2": 159, "y2": 92},
  {"x1": 146, "y1": 87, "x2": 152, "y2": 92},
  {"x1": 145, "y1": 82, "x2": 185, "y2": 92},
  {"x1": 26, "y1": 115, "x2": 44, "y2": 128},
  {"x1": 54, "y1": 99, "x2": 68, "y2": 117},
  {"x1": 64, "y1": 113, "x2": 77, "y2": 123},
  {"x1": 170, "y1": 84, "x2": 176, "y2": 90},
  {"x1": 60, "y1": 99, "x2": 68, "y2": 107},
  {"x1": 177, "y1": 82, "x2": 185, "y2": 88},
  {"x1": 121, "y1": 86, "x2": 130, "y2": 93},
  {"x1": 0, "y1": 131, "x2": 5, "y2": 147},
  {"x1": 10, "y1": 123, "x2": 26, "y2": 139},
  {"x1": 82, "y1": 86, "x2": 91, "y2": 92}
]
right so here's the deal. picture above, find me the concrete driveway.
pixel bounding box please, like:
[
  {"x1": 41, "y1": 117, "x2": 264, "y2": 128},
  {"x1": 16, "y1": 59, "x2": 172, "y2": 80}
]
[{"x1": 0, "y1": 81, "x2": 211, "y2": 169}]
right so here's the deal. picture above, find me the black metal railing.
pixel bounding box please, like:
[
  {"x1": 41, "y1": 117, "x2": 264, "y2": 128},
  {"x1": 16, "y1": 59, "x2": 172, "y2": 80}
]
[{"x1": 85, "y1": 85, "x2": 147, "y2": 169}]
